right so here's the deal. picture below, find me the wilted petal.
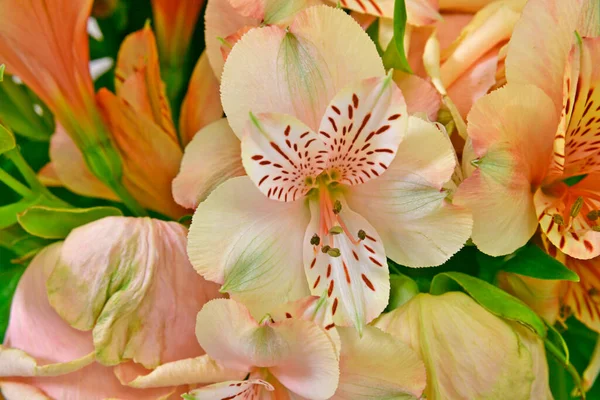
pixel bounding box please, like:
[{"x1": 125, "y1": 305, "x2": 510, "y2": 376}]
[
  {"x1": 376, "y1": 292, "x2": 536, "y2": 400},
  {"x1": 179, "y1": 52, "x2": 223, "y2": 146},
  {"x1": 195, "y1": 299, "x2": 339, "y2": 399},
  {"x1": 454, "y1": 84, "x2": 558, "y2": 256},
  {"x1": 221, "y1": 5, "x2": 385, "y2": 136},
  {"x1": 47, "y1": 217, "x2": 221, "y2": 369},
  {"x1": 332, "y1": 326, "x2": 426, "y2": 400},
  {"x1": 115, "y1": 25, "x2": 176, "y2": 141},
  {"x1": 173, "y1": 119, "x2": 244, "y2": 209},
  {"x1": 187, "y1": 177, "x2": 310, "y2": 318},
  {"x1": 97, "y1": 89, "x2": 185, "y2": 219},
  {"x1": 347, "y1": 117, "x2": 472, "y2": 267}
]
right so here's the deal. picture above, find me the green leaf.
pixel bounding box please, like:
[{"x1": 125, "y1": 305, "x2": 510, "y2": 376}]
[
  {"x1": 17, "y1": 205, "x2": 123, "y2": 239},
  {"x1": 382, "y1": 0, "x2": 412, "y2": 73},
  {"x1": 477, "y1": 242, "x2": 580, "y2": 282},
  {"x1": 0, "y1": 64, "x2": 4, "y2": 81},
  {"x1": 430, "y1": 271, "x2": 547, "y2": 336},
  {"x1": 0, "y1": 194, "x2": 43, "y2": 230},
  {"x1": 0, "y1": 123, "x2": 16, "y2": 155},
  {"x1": 387, "y1": 273, "x2": 420, "y2": 311}
]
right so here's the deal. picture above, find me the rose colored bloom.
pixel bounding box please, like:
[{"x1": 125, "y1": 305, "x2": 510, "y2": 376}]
[
  {"x1": 0, "y1": 244, "x2": 183, "y2": 400},
  {"x1": 42, "y1": 217, "x2": 222, "y2": 372},
  {"x1": 375, "y1": 292, "x2": 553, "y2": 400},
  {"x1": 455, "y1": 0, "x2": 600, "y2": 258},
  {"x1": 186, "y1": 6, "x2": 471, "y2": 331}
]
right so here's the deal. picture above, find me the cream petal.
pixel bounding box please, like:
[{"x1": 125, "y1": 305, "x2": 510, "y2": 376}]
[
  {"x1": 47, "y1": 217, "x2": 221, "y2": 369},
  {"x1": 0, "y1": 382, "x2": 50, "y2": 400},
  {"x1": 242, "y1": 113, "x2": 326, "y2": 202},
  {"x1": 183, "y1": 379, "x2": 274, "y2": 400},
  {"x1": 221, "y1": 5, "x2": 385, "y2": 136},
  {"x1": 454, "y1": 84, "x2": 559, "y2": 256},
  {"x1": 172, "y1": 119, "x2": 244, "y2": 209},
  {"x1": 347, "y1": 116, "x2": 472, "y2": 267},
  {"x1": 187, "y1": 176, "x2": 311, "y2": 319},
  {"x1": 319, "y1": 75, "x2": 408, "y2": 186},
  {"x1": 332, "y1": 326, "x2": 426, "y2": 400}
]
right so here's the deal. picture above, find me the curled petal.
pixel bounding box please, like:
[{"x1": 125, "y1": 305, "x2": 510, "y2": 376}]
[
  {"x1": 47, "y1": 217, "x2": 221, "y2": 369},
  {"x1": 347, "y1": 117, "x2": 472, "y2": 267},
  {"x1": 221, "y1": 5, "x2": 384, "y2": 136},
  {"x1": 187, "y1": 176, "x2": 311, "y2": 318},
  {"x1": 173, "y1": 119, "x2": 244, "y2": 209}
]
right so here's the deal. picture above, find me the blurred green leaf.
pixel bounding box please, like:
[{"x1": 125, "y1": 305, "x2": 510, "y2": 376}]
[
  {"x1": 477, "y1": 242, "x2": 580, "y2": 282},
  {"x1": 0, "y1": 124, "x2": 16, "y2": 154},
  {"x1": 430, "y1": 271, "x2": 547, "y2": 336},
  {"x1": 0, "y1": 194, "x2": 44, "y2": 230},
  {"x1": 382, "y1": 0, "x2": 412, "y2": 73},
  {"x1": 18, "y1": 205, "x2": 123, "y2": 239},
  {"x1": 0, "y1": 64, "x2": 4, "y2": 81}
]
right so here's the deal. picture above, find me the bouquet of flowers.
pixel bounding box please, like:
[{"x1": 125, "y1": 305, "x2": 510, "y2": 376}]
[{"x1": 0, "y1": 0, "x2": 599, "y2": 398}]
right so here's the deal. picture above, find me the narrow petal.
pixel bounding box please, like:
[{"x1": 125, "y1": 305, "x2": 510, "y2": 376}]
[
  {"x1": 116, "y1": 355, "x2": 245, "y2": 389},
  {"x1": 304, "y1": 196, "x2": 389, "y2": 330},
  {"x1": 173, "y1": 119, "x2": 244, "y2": 209},
  {"x1": 535, "y1": 176, "x2": 600, "y2": 260},
  {"x1": 505, "y1": 0, "x2": 585, "y2": 111},
  {"x1": 347, "y1": 117, "x2": 472, "y2": 267},
  {"x1": 187, "y1": 176, "x2": 311, "y2": 318},
  {"x1": 319, "y1": 75, "x2": 408, "y2": 187},
  {"x1": 49, "y1": 125, "x2": 117, "y2": 201},
  {"x1": 454, "y1": 84, "x2": 559, "y2": 256},
  {"x1": 563, "y1": 256, "x2": 600, "y2": 332},
  {"x1": 393, "y1": 72, "x2": 441, "y2": 121},
  {"x1": 97, "y1": 89, "x2": 185, "y2": 219},
  {"x1": 195, "y1": 299, "x2": 339, "y2": 399},
  {"x1": 242, "y1": 113, "x2": 326, "y2": 202},
  {"x1": 184, "y1": 380, "x2": 274, "y2": 400},
  {"x1": 47, "y1": 217, "x2": 221, "y2": 369},
  {"x1": 221, "y1": 5, "x2": 385, "y2": 136},
  {"x1": 115, "y1": 25, "x2": 176, "y2": 140},
  {"x1": 332, "y1": 326, "x2": 426, "y2": 400},
  {"x1": 179, "y1": 52, "x2": 223, "y2": 146}
]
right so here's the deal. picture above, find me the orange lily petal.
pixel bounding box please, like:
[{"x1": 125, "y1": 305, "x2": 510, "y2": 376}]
[
  {"x1": 37, "y1": 163, "x2": 63, "y2": 188},
  {"x1": 178, "y1": 52, "x2": 223, "y2": 146},
  {"x1": 115, "y1": 25, "x2": 177, "y2": 142}
]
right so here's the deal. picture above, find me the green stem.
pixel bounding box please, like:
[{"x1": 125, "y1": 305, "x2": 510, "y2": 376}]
[
  {"x1": 0, "y1": 168, "x2": 31, "y2": 197},
  {"x1": 5, "y1": 149, "x2": 47, "y2": 193},
  {"x1": 545, "y1": 338, "x2": 586, "y2": 399}
]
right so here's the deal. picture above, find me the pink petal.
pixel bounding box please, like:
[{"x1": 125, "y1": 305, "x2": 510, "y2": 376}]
[{"x1": 393, "y1": 72, "x2": 441, "y2": 121}]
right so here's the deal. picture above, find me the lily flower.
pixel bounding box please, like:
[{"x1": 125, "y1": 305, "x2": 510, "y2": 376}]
[
  {"x1": 455, "y1": 0, "x2": 600, "y2": 258},
  {"x1": 375, "y1": 292, "x2": 553, "y2": 400},
  {"x1": 0, "y1": 243, "x2": 184, "y2": 399},
  {"x1": 187, "y1": 6, "x2": 471, "y2": 330},
  {"x1": 43, "y1": 217, "x2": 222, "y2": 372}
]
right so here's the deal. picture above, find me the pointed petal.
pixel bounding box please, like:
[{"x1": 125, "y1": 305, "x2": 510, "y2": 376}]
[
  {"x1": 115, "y1": 25, "x2": 176, "y2": 140},
  {"x1": 332, "y1": 326, "x2": 426, "y2": 400},
  {"x1": 454, "y1": 84, "x2": 559, "y2": 256},
  {"x1": 242, "y1": 113, "x2": 326, "y2": 202},
  {"x1": 37, "y1": 163, "x2": 62, "y2": 187},
  {"x1": 187, "y1": 176, "x2": 311, "y2": 318},
  {"x1": 47, "y1": 217, "x2": 221, "y2": 369},
  {"x1": 221, "y1": 5, "x2": 385, "y2": 136},
  {"x1": 151, "y1": 0, "x2": 205, "y2": 64},
  {"x1": 116, "y1": 355, "x2": 245, "y2": 389},
  {"x1": 535, "y1": 177, "x2": 600, "y2": 260},
  {"x1": 195, "y1": 299, "x2": 339, "y2": 399},
  {"x1": 376, "y1": 293, "x2": 536, "y2": 400},
  {"x1": 347, "y1": 117, "x2": 472, "y2": 267},
  {"x1": 505, "y1": 0, "x2": 586, "y2": 111},
  {"x1": 97, "y1": 89, "x2": 185, "y2": 219},
  {"x1": 319, "y1": 75, "x2": 408, "y2": 186},
  {"x1": 184, "y1": 380, "x2": 274, "y2": 400},
  {"x1": 173, "y1": 119, "x2": 244, "y2": 209},
  {"x1": 179, "y1": 52, "x2": 223, "y2": 146},
  {"x1": 393, "y1": 72, "x2": 441, "y2": 121},
  {"x1": 304, "y1": 196, "x2": 389, "y2": 330},
  {"x1": 49, "y1": 125, "x2": 117, "y2": 201}
]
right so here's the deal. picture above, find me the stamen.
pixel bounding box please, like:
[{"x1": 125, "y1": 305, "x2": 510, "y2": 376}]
[
  {"x1": 592, "y1": 226, "x2": 600, "y2": 232},
  {"x1": 327, "y1": 248, "x2": 341, "y2": 257},
  {"x1": 553, "y1": 214, "x2": 565, "y2": 225},
  {"x1": 333, "y1": 200, "x2": 342, "y2": 214},
  {"x1": 310, "y1": 234, "x2": 321, "y2": 246},
  {"x1": 321, "y1": 245, "x2": 331, "y2": 253},
  {"x1": 570, "y1": 196, "x2": 584, "y2": 217},
  {"x1": 329, "y1": 226, "x2": 343, "y2": 235},
  {"x1": 358, "y1": 229, "x2": 366, "y2": 240},
  {"x1": 588, "y1": 210, "x2": 599, "y2": 221}
]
